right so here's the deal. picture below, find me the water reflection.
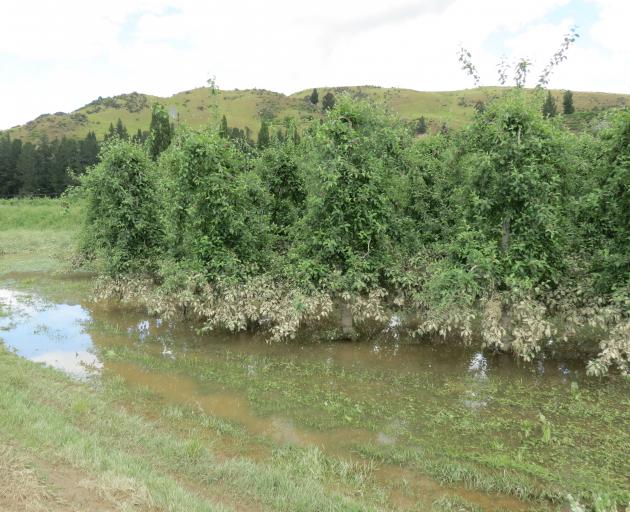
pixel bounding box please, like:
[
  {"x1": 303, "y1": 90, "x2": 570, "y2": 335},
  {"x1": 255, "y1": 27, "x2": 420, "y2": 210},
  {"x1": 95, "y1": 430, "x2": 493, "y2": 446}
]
[{"x1": 0, "y1": 289, "x2": 101, "y2": 378}]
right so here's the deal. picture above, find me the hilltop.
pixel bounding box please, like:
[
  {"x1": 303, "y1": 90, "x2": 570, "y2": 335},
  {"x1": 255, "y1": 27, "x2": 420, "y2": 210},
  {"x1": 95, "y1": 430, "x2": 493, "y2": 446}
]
[{"x1": 5, "y1": 86, "x2": 629, "y2": 142}]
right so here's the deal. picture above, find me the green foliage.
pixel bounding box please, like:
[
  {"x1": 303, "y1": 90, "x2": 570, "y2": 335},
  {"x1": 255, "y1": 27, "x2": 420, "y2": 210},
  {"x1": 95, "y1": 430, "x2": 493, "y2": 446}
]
[
  {"x1": 257, "y1": 135, "x2": 306, "y2": 244},
  {"x1": 77, "y1": 92, "x2": 629, "y2": 374},
  {"x1": 158, "y1": 128, "x2": 271, "y2": 280},
  {"x1": 148, "y1": 103, "x2": 173, "y2": 159},
  {"x1": 309, "y1": 88, "x2": 319, "y2": 105},
  {"x1": 453, "y1": 91, "x2": 570, "y2": 290},
  {"x1": 80, "y1": 139, "x2": 163, "y2": 275},
  {"x1": 322, "y1": 92, "x2": 335, "y2": 111},
  {"x1": 591, "y1": 109, "x2": 630, "y2": 292},
  {"x1": 290, "y1": 95, "x2": 410, "y2": 292},
  {"x1": 415, "y1": 115, "x2": 427, "y2": 134},
  {"x1": 542, "y1": 90, "x2": 557, "y2": 118},
  {"x1": 257, "y1": 119, "x2": 270, "y2": 148},
  {"x1": 563, "y1": 89, "x2": 575, "y2": 114}
]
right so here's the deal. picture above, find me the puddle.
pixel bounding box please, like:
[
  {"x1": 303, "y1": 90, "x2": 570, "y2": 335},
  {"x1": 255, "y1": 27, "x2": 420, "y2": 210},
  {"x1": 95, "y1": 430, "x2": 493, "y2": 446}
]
[{"x1": 0, "y1": 289, "x2": 101, "y2": 378}]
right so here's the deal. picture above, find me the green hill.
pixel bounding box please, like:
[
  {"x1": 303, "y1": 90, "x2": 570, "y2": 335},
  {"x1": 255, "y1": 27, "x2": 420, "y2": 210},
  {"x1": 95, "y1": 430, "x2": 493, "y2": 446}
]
[{"x1": 6, "y1": 86, "x2": 629, "y2": 142}]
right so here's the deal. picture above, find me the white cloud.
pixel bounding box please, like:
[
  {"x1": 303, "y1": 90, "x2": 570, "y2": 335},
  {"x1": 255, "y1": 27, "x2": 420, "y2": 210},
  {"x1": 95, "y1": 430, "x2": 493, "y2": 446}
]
[{"x1": 0, "y1": 0, "x2": 628, "y2": 129}]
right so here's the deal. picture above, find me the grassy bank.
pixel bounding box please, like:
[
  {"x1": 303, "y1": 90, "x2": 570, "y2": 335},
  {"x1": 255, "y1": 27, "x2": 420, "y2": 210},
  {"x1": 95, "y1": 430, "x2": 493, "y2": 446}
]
[{"x1": 0, "y1": 345, "x2": 393, "y2": 512}]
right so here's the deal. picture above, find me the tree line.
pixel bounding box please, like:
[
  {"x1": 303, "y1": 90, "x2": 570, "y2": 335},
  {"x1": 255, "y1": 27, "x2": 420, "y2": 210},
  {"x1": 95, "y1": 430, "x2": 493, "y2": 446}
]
[
  {"x1": 0, "y1": 131, "x2": 99, "y2": 197},
  {"x1": 80, "y1": 90, "x2": 629, "y2": 375}
]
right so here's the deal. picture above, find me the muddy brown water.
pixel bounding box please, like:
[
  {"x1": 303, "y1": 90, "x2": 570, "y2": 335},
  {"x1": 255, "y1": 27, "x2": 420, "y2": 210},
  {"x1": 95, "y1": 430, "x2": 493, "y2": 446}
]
[{"x1": 0, "y1": 278, "x2": 594, "y2": 510}]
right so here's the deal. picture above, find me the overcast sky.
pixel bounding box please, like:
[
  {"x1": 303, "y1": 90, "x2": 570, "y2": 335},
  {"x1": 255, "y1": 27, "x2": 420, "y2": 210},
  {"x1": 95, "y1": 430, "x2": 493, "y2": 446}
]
[{"x1": 1, "y1": 0, "x2": 629, "y2": 130}]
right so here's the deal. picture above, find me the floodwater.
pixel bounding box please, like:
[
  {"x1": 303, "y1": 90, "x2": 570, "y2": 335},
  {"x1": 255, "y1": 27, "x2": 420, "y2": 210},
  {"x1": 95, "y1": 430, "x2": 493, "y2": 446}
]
[{"x1": 1, "y1": 276, "x2": 628, "y2": 510}]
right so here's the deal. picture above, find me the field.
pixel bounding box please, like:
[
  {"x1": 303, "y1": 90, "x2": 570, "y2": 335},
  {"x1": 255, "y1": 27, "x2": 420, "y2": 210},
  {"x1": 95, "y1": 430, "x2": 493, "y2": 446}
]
[
  {"x1": 6, "y1": 86, "x2": 630, "y2": 143},
  {"x1": 1, "y1": 198, "x2": 629, "y2": 512}
]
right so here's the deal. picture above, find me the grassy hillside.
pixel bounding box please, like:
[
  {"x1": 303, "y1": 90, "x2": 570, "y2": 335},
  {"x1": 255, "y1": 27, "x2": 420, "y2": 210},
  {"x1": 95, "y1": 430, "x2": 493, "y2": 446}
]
[{"x1": 6, "y1": 85, "x2": 630, "y2": 142}]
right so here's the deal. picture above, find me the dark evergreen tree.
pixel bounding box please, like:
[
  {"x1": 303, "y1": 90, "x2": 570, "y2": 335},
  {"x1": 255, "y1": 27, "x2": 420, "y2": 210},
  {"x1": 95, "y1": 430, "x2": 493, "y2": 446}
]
[
  {"x1": 105, "y1": 123, "x2": 116, "y2": 141},
  {"x1": 115, "y1": 118, "x2": 129, "y2": 140},
  {"x1": 219, "y1": 115, "x2": 229, "y2": 138},
  {"x1": 79, "y1": 131, "x2": 99, "y2": 170},
  {"x1": 257, "y1": 119, "x2": 270, "y2": 148},
  {"x1": 17, "y1": 142, "x2": 38, "y2": 196},
  {"x1": 415, "y1": 116, "x2": 427, "y2": 135},
  {"x1": 0, "y1": 135, "x2": 21, "y2": 196},
  {"x1": 542, "y1": 91, "x2": 557, "y2": 118},
  {"x1": 563, "y1": 90, "x2": 575, "y2": 114},
  {"x1": 52, "y1": 137, "x2": 78, "y2": 193},
  {"x1": 322, "y1": 92, "x2": 335, "y2": 111},
  {"x1": 309, "y1": 88, "x2": 319, "y2": 105},
  {"x1": 148, "y1": 103, "x2": 173, "y2": 159}
]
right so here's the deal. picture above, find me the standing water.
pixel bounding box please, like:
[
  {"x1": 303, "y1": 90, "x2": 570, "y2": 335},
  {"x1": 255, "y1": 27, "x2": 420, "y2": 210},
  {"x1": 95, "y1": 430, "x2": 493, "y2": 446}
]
[{"x1": 1, "y1": 276, "x2": 628, "y2": 510}]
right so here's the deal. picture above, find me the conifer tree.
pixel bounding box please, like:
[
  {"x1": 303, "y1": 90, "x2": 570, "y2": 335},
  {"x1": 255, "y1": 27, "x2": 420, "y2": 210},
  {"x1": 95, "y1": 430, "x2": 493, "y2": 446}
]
[
  {"x1": 115, "y1": 118, "x2": 129, "y2": 140},
  {"x1": 148, "y1": 103, "x2": 173, "y2": 159},
  {"x1": 415, "y1": 116, "x2": 427, "y2": 135},
  {"x1": 322, "y1": 92, "x2": 335, "y2": 111},
  {"x1": 309, "y1": 88, "x2": 319, "y2": 105},
  {"x1": 219, "y1": 115, "x2": 229, "y2": 138},
  {"x1": 257, "y1": 119, "x2": 270, "y2": 148},
  {"x1": 542, "y1": 91, "x2": 557, "y2": 118},
  {"x1": 79, "y1": 131, "x2": 99, "y2": 170},
  {"x1": 563, "y1": 90, "x2": 575, "y2": 114}
]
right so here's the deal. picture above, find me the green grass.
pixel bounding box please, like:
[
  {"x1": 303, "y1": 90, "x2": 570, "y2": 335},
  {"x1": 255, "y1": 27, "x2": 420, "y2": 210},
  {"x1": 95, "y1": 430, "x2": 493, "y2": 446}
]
[
  {"x1": 7, "y1": 86, "x2": 630, "y2": 142},
  {"x1": 103, "y1": 342, "x2": 630, "y2": 508},
  {"x1": 0, "y1": 346, "x2": 388, "y2": 512},
  {"x1": 0, "y1": 198, "x2": 83, "y2": 275}
]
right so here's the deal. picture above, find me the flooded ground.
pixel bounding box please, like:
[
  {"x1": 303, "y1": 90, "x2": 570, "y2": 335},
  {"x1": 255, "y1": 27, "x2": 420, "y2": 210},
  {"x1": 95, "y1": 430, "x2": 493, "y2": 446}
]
[{"x1": 1, "y1": 273, "x2": 629, "y2": 510}]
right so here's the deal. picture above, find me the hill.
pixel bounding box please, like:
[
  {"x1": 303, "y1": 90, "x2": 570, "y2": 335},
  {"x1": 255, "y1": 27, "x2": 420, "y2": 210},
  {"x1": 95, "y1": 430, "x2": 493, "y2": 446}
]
[{"x1": 5, "y1": 86, "x2": 629, "y2": 142}]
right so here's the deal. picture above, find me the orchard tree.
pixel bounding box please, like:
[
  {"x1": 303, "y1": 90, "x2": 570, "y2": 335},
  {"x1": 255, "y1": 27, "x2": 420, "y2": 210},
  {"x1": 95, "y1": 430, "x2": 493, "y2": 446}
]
[
  {"x1": 81, "y1": 139, "x2": 164, "y2": 275},
  {"x1": 291, "y1": 96, "x2": 410, "y2": 337}
]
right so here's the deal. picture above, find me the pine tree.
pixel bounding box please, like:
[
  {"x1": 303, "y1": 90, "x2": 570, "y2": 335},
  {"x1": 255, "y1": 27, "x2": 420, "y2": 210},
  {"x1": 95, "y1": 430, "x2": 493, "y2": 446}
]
[
  {"x1": 148, "y1": 103, "x2": 173, "y2": 159},
  {"x1": 257, "y1": 119, "x2": 270, "y2": 148},
  {"x1": 79, "y1": 131, "x2": 99, "y2": 170},
  {"x1": 115, "y1": 118, "x2": 129, "y2": 140},
  {"x1": 563, "y1": 90, "x2": 575, "y2": 115},
  {"x1": 0, "y1": 135, "x2": 21, "y2": 197},
  {"x1": 322, "y1": 92, "x2": 336, "y2": 111},
  {"x1": 415, "y1": 116, "x2": 427, "y2": 135},
  {"x1": 542, "y1": 91, "x2": 557, "y2": 118},
  {"x1": 105, "y1": 123, "x2": 116, "y2": 141},
  {"x1": 17, "y1": 142, "x2": 38, "y2": 196},
  {"x1": 219, "y1": 115, "x2": 229, "y2": 138},
  {"x1": 309, "y1": 88, "x2": 319, "y2": 105}
]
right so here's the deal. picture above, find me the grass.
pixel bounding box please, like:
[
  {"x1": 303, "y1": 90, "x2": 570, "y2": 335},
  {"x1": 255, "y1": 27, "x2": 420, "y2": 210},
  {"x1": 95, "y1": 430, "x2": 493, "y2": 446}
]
[
  {"x1": 8, "y1": 85, "x2": 630, "y2": 142},
  {"x1": 102, "y1": 342, "x2": 630, "y2": 507},
  {"x1": 0, "y1": 346, "x2": 388, "y2": 512},
  {"x1": 0, "y1": 198, "x2": 83, "y2": 276},
  {"x1": 1, "y1": 198, "x2": 629, "y2": 511}
]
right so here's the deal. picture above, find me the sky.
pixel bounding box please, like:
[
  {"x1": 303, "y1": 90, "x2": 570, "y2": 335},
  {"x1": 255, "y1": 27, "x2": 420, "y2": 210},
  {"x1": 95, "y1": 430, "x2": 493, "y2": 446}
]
[{"x1": 1, "y1": 0, "x2": 629, "y2": 130}]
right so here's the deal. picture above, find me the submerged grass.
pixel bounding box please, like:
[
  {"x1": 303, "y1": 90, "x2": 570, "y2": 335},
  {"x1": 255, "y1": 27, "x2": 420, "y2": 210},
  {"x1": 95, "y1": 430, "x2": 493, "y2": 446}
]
[
  {"x1": 101, "y1": 341, "x2": 630, "y2": 508},
  {"x1": 0, "y1": 345, "x2": 388, "y2": 512}
]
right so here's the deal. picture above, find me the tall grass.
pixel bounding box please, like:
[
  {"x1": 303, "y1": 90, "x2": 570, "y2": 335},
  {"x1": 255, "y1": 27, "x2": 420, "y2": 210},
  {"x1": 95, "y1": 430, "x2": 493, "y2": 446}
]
[{"x1": 0, "y1": 198, "x2": 84, "y2": 231}]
